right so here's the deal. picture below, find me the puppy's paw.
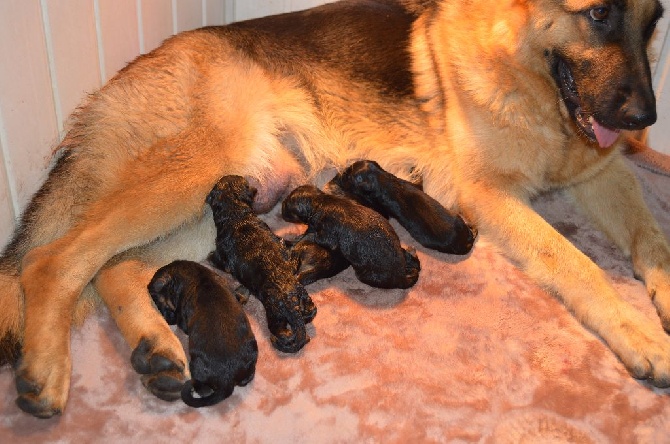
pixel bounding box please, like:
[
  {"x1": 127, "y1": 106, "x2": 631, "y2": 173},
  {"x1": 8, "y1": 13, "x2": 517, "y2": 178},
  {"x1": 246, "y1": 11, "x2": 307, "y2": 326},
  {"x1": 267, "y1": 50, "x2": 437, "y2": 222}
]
[
  {"x1": 296, "y1": 291, "x2": 317, "y2": 324},
  {"x1": 14, "y1": 355, "x2": 70, "y2": 418},
  {"x1": 131, "y1": 337, "x2": 187, "y2": 401},
  {"x1": 270, "y1": 328, "x2": 310, "y2": 353},
  {"x1": 265, "y1": 302, "x2": 310, "y2": 353}
]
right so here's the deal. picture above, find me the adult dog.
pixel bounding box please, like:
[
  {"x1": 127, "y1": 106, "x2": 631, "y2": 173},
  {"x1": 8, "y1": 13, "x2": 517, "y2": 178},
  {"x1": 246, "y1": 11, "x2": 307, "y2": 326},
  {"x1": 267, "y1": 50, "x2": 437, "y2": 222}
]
[{"x1": 0, "y1": 0, "x2": 669, "y2": 418}]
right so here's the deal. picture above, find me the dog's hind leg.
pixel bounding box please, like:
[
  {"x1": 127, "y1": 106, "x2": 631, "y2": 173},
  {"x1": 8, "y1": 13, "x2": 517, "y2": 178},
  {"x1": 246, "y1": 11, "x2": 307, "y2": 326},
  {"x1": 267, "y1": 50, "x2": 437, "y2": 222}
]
[
  {"x1": 93, "y1": 214, "x2": 218, "y2": 401},
  {"x1": 15, "y1": 130, "x2": 241, "y2": 417},
  {"x1": 94, "y1": 259, "x2": 188, "y2": 401}
]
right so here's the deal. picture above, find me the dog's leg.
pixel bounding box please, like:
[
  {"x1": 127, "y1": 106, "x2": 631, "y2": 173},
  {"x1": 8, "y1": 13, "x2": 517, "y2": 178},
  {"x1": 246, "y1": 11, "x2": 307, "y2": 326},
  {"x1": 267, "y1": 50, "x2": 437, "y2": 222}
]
[
  {"x1": 568, "y1": 157, "x2": 670, "y2": 331},
  {"x1": 94, "y1": 259, "x2": 189, "y2": 401},
  {"x1": 15, "y1": 136, "x2": 233, "y2": 417},
  {"x1": 454, "y1": 177, "x2": 670, "y2": 387}
]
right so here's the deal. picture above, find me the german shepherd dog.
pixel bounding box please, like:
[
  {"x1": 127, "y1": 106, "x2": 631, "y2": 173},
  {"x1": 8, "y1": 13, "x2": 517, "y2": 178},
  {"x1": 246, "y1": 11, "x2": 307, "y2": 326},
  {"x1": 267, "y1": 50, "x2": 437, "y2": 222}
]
[{"x1": 0, "y1": 0, "x2": 669, "y2": 418}]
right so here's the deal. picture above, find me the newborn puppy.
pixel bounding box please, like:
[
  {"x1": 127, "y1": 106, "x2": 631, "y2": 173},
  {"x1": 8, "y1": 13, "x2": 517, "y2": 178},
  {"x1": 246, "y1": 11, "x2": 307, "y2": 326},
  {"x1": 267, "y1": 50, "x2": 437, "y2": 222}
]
[
  {"x1": 287, "y1": 232, "x2": 350, "y2": 286},
  {"x1": 329, "y1": 160, "x2": 477, "y2": 254},
  {"x1": 206, "y1": 175, "x2": 315, "y2": 353},
  {"x1": 282, "y1": 185, "x2": 420, "y2": 289},
  {"x1": 148, "y1": 260, "x2": 258, "y2": 408}
]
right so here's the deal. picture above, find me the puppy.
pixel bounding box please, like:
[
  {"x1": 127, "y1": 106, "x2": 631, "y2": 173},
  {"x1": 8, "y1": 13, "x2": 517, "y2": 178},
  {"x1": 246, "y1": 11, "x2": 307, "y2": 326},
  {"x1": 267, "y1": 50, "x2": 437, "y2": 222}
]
[
  {"x1": 206, "y1": 175, "x2": 315, "y2": 353},
  {"x1": 287, "y1": 232, "x2": 350, "y2": 286},
  {"x1": 329, "y1": 160, "x2": 477, "y2": 254},
  {"x1": 148, "y1": 260, "x2": 258, "y2": 408},
  {"x1": 282, "y1": 185, "x2": 420, "y2": 289}
]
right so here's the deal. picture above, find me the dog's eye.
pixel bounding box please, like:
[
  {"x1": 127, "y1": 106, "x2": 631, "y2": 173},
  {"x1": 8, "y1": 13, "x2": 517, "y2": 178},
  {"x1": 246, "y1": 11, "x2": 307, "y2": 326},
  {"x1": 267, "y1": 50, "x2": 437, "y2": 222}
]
[{"x1": 589, "y1": 6, "x2": 610, "y2": 22}]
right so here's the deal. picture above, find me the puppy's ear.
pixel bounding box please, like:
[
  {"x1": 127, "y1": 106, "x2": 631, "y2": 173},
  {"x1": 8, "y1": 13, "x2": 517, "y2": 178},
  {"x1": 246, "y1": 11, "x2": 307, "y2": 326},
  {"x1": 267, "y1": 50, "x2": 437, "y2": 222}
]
[{"x1": 240, "y1": 184, "x2": 257, "y2": 206}]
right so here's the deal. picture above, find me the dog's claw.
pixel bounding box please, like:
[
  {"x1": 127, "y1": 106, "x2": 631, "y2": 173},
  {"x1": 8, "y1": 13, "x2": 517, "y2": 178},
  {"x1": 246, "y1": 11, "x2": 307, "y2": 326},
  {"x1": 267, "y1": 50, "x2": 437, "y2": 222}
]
[{"x1": 131, "y1": 338, "x2": 187, "y2": 401}]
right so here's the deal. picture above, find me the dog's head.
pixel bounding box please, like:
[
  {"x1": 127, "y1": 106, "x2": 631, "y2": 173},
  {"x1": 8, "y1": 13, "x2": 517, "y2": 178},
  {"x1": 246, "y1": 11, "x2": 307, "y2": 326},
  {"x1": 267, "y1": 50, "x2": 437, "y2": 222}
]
[
  {"x1": 281, "y1": 185, "x2": 322, "y2": 223},
  {"x1": 541, "y1": 0, "x2": 664, "y2": 148},
  {"x1": 206, "y1": 175, "x2": 258, "y2": 210}
]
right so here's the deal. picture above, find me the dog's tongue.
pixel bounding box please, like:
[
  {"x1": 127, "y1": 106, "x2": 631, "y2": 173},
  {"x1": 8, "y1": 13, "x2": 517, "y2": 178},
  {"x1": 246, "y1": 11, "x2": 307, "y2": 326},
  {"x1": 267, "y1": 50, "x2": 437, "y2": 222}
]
[{"x1": 591, "y1": 118, "x2": 621, "y2": 149}]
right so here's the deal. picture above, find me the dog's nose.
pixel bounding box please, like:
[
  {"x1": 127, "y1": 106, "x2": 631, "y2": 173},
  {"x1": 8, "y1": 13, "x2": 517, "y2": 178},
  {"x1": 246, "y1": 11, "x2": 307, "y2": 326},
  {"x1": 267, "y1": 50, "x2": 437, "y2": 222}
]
[
  {"x1": 617, "y1": 84, "x2": 657, "y2": 130},
  {"x1": 619, "y1": 103, "x2": 657, "y2": 129}
]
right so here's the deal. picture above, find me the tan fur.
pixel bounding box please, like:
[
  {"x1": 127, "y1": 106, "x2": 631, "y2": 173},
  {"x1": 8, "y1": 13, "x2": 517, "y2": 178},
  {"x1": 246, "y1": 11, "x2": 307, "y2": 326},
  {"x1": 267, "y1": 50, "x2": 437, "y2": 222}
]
[{"x1": 2, "y1": 0, "x2": 670, "y2": 416}]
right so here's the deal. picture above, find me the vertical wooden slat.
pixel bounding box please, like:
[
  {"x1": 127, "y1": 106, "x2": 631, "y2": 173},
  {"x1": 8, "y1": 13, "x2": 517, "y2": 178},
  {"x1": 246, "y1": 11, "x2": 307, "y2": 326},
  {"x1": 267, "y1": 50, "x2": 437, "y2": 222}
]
[
  {"x1": 45, "y1": 0, "x2": 101, "y2": 130},
  {"x1": 206, "y1": 0, "x2": 226, "y2": 26},
  {"x1": 0, "y1": 114, "x2": 17, "y2": 249},
  {"x1": 224, "y1": 0, "x2": 235, "y2": 23},
  {"x1": 176, "y1": 0, "x2": 203, "y2": 32},
  {"x1": 290, "y1": 0, "x2": 328, "y2": 11},
  {"x1": 0, "y1": 1, "x2": 59, "y2": 213},
  {"x1": 234, "y1": 0, "x2": 285, "y2": 21},
  {"x1": 141, "y1": 0, "x2": 175, "y2": 53},
  {"x1": 97, "y1": 0, "x2": 141, "y2": 80}
]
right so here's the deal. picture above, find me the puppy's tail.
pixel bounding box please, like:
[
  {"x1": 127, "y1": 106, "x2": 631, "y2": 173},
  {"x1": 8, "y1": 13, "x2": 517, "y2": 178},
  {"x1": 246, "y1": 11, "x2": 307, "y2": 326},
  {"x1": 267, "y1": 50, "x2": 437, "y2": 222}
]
[{"x1": 180, "y1": 379, "x2": 234, "y2": 408}]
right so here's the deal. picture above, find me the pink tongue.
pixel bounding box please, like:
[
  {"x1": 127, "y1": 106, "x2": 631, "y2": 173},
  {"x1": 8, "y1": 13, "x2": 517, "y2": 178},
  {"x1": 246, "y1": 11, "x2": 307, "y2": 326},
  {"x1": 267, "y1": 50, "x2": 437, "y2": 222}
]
[{"x1": 592, "y1": 119, "x2": 621, "y2": 149}]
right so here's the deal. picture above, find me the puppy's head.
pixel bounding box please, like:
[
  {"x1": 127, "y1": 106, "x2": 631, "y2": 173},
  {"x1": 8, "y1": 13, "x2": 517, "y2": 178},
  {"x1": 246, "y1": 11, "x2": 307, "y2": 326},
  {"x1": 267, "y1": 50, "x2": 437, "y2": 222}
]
[
  {"x1": 206, "y1": 175, "x2": 258, "y2": 210},
  {"x1": 338, "y1": 160, "x2": 382, "y2": 194},
  {"x1": 281, "y1": 185, "x2": 321, "y2": 223},
  {"x1": 148, "y1": 263, "x2": 186, "y2": 325}
]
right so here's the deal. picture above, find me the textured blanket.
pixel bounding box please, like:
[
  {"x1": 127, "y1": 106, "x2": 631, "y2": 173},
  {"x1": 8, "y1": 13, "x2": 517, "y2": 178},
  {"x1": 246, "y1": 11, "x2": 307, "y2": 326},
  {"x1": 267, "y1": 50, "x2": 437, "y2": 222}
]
[{"x1": 1, "y1": 146, "x2": 669, "y2": 443}]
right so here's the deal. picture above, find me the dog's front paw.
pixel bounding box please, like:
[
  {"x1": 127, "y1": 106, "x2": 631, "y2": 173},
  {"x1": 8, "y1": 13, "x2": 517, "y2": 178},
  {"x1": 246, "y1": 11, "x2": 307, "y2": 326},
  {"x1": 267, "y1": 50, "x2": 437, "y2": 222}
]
[
  {"x1": 607, "y1": 315, "x2": 670, "y2": 388},
  {"x1": 645, "y1": 269, "x2": 670, "y2": 333},
  {"x1": 131, "y1": 337, "x2": 188, "y2": 401},
  {"x1": 14, "y1": 354, "x2": 71, "y2": 418}
]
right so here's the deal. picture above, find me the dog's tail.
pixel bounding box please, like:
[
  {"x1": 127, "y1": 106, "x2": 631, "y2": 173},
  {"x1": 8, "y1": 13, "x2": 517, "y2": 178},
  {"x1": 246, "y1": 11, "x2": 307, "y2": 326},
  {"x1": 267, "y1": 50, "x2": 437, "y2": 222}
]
[{"x1": 180, "y1": 379, "x2": 234, "y2": 408}]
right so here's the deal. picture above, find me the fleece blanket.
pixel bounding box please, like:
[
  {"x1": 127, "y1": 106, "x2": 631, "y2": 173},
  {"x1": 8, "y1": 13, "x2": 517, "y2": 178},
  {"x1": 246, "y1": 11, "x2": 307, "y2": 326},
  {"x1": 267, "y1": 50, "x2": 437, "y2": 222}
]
[{"x1": 1, "y1": 146, "x2": 670, "y2": 443}]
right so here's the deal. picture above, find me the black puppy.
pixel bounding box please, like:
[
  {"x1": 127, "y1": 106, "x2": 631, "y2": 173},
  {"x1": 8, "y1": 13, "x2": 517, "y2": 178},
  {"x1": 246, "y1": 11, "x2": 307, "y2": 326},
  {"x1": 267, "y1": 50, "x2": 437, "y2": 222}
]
[
  {"x1": 287, "y1": 232, "x2": 350, "y2": 286},
  {"x1": 206, "y1": 175, "x2": 315, "y2": 353},
  {"x1": 282, "y1": 185, "x2": 420, "y2": 289},
  {"x1": 148, "y1": 260, "x2": 258, "y2": 408},
  {"x1": 329, "y1": 160, "x2": 476, "y2": 254}
]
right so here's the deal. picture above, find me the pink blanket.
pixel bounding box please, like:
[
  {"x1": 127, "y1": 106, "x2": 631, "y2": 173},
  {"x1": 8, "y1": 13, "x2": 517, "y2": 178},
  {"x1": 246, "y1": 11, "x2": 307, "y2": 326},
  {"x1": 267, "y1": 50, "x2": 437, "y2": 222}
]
[{"x1": 1, "y1": 149, "x2": 669, "y2": 443}]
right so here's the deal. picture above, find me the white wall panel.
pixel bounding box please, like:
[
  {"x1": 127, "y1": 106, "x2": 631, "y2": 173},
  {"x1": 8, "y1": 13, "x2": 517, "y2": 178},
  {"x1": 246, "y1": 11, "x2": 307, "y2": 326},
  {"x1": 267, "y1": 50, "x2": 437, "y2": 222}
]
[
  {"x1": 45, "y1": 0, "x2": 101, "y2": 130},
  {"x1": 141, "y1": 0, "x2": 174, "y2": 53},
  {"x1": 206, "y1": 0, "x2": 226, "y2": 26},
  {"x1": 97, "y1": 0, "x2": 140, "y2": 80},
  {"x1": 648, "y1": 0, "x2": 670, "y2": 154},
  {"x1": 0, "y1": 0, "x2": 59, "y2": 217},
  {"x1": 289, "y1": 0, "x2": 331, "y2": 11},
  {"x1": 234, "y1": 0, "x2": 288, "y2": 22},
  {"x1": 176, "y1": 0, "x2": 203, "y2": 32},
  {"x1": 0, "y1": 122, "x2": 17, "y2": 249}
]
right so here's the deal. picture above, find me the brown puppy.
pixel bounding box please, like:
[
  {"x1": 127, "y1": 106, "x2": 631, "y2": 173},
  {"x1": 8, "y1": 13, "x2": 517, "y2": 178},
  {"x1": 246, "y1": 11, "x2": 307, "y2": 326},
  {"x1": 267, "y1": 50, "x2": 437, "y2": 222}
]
[
  {"x1": 206, "y1": 175, "x2": 315, "y2": 353},
  {"x1": 147, "y1": 260, "x2": 258, "y2": 408},
  {"x1": 286, "y1": 233, "x2": 350, "y2": 286},
  {"x1": 282, "y1": 185, "x2": 420, "y2": 289},
  {"x1": 329, "y1": 160, "x2": 477, "y2": 254}
]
